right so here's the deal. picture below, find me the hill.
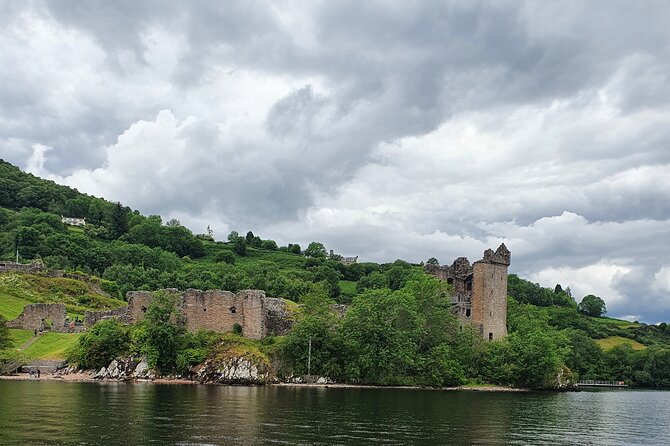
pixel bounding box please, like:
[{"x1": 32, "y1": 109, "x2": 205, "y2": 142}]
[{"x1": 1, "y1": 159, "x2": 669, "y2": 388}]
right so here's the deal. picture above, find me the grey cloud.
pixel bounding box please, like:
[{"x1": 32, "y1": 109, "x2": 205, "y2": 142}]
[{"x1": 1, "y1": 1, "x2": 670, "y2": 322}]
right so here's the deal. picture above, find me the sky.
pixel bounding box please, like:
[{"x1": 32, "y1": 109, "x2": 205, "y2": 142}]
[{"x1": 1, "y1": 1, "x2": 669, "y2": 323}]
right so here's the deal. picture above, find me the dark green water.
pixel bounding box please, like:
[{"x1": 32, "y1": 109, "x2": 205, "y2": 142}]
[{"x1": 0, "y1": 381, "x2": 668, "y2": 445}]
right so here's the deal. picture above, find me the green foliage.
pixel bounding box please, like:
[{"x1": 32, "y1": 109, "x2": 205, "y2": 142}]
[
  {"x1": 108, "y1": 202, "x2": 129, "y2": 239},
  {"x1": 578, "y1": 294, "x2": 607, "y2": 317},
  {"x1": 131, "y1": 290, "x2": 185, "y2": 373},
  {"x1": 507, "y1": 274, "x2": 575, "y2": 308},
  {"x1": 282, "y1": 286, "x2": 341, "y2": 377},
  {"x1": 175, "y1": 330, "x2": 220, "y2": 373},
  {"x1": 340, "y1": 288, "x2": 421, "y2": 384},
  {"x1": 304, "y1": 242, "x2": 327, "y2": 258},
  {"x1": 0, "y1": 316, "x2": 12, "y2": 351},
  {"x1": 68, "y1": 319, "x2": 129, "y2": 369},
  {"x1": 214, "y1": 250, "x2": 236, "y2": 265},
  {"x1": 419, "y1": 344, "x2": 466, "y2": 387},
  {"x1": 233, "y1": 237, "x2": 247, "y2": 256}
]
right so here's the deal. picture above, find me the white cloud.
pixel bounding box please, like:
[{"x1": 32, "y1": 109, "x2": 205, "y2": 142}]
[
  {"x1": 2, "y1": 1, "x2": 670, "y2": 322},
  {"x1": 653, "y1": 267, "x2": 670, "y2": 293}
]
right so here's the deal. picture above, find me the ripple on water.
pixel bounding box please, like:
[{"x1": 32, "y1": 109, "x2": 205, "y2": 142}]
[{"x1": 0, "y1": 383, "x2": 669, "y2": 446}]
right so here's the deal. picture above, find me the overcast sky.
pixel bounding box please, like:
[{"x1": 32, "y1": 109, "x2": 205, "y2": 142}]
[{"x1": 1, "y1": 1, "x2": 669, "y2": 322}]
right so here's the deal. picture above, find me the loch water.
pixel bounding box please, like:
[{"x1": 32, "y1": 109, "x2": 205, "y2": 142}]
[{"x1": 0, "y1": 381, "x2": 668, "y2": 445}]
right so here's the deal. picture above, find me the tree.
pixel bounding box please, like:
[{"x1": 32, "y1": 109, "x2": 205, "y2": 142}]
[
  {"x1": 245, "y1": 231, "x2": 255, "y2": 244},
  {"x1": 426, "y1": 257, "x2": 439, "y2": 266},
  {"x1": 108, "y1": 202, "x2": 129, "y2": 238},
  {"x1": 69, "y1": 319, "x2": 129, "y2": 369},
  {"x1": 282, "y1": 286, "x2": 341, "y2": 377},
  {"x1": 288, "y1": 243, "x2": 301, "y2": 255},
  {"x1": 261, "y1": 239, "x2": 278, "y2": 251},
  {"x1": 227, "y1": 231, "x2": 240, "y2": 243},
  {"x1": 233, "y1": 237, "x2": 247, "y2": 256},
  {"x1": 132, "y1": 290, "x2": 185, "y2": 373},
  {"x1": 339, "y1": 288, "x2": 421, "y2": 384},
  {"x1": 313, "y1": 263, "x2": 341, "y2": 299},
  {"x1": 0, "y1": 316, "x2": 12, "y2": 351},
  {"x1": 305, "y1": 242, "x2": 327, "y2": 258},
  {"x1": 578, "y1": 294, "x2": 607, "y2": 317}
]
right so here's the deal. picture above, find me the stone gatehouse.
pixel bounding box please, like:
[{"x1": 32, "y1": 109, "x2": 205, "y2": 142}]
[
  {"x1": 7, "y1": 303, "x2": 70, "y2": 332},
  {"x1": 424, "y1": 244, "x2": 510, "y2": 341}
]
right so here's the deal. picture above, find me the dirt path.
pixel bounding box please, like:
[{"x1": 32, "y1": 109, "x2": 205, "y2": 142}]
[{"x1": 18, "y1": 333, "x2": 41, "y2": 350}]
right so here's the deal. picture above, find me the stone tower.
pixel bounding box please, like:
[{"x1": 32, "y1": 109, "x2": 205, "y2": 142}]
[
  {"x1": 423, "y1": 243, "x2": 511, "y2": 340},
  {"x1": 471, "y1": 244, "x2": 510, "y2": 341}
]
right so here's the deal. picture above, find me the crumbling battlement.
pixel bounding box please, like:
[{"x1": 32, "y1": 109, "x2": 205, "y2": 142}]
[
  {"x1": 424, "y1": 244, "x2": 510, "y2": 341},
  {"x1": 85, "y1": 289, "x2": 293, "y2": 339}
]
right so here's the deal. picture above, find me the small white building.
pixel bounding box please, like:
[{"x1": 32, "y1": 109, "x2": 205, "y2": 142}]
[
  {"x1": 341, "y1": 256, "x2": 358, "y2": 265},
  {"x1": 61, "y1": 216, "x2": 86, "y2": 226}
]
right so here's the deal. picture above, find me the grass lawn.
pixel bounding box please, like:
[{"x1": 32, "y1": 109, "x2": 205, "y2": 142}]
[
  {"x1": 9, "y1": 329, "x2": 34, "y2": 348},
  {"x1": 589, "y1": 316, "x2": 636, "y2": 328},
  {"x1": 596, "y1": 336, "x2": 646, "y2": 351},
  {"x1": 22, "y1": 332, "x2": 81, "y2": 360},
  {"x1": 339, "y1": 280, "x2": 357, "y2": 302},
  {"x1": 0, "y1": 292, "x2": 31, "y2": 320}
]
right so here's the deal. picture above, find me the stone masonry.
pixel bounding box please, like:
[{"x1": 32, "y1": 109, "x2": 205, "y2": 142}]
[
  {"x1": 84, "y1": 289, "x2": 292, "y2": 339},
  {"x1": 7, "y1": 303, "x2": 68, "y2": 332},
  {"x1": 424, "y1": 244, "x2": 511, "y2": 340}
]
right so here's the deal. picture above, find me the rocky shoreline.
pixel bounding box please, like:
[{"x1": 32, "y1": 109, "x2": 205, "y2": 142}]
[{"x1": 0, "y1": 373, "x2": 530, "y2": 392}]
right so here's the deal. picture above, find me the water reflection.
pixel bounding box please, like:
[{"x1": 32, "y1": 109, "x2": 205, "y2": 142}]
[{"x1": 0, "y1": 382, "x2": 668, "y2": 446}]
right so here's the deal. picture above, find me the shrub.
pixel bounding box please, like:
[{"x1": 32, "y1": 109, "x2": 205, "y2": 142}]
[
  {"x1": 68, "y1": 319, "x2": 129, "y2": 369},
  {"x1": 215, "y1": 251, "x2": 236, "y2": 265}
]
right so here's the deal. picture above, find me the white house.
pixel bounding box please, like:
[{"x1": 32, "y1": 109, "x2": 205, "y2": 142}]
[{"x1": 61, "y1": 216, "x2": 86, "y2": 226}]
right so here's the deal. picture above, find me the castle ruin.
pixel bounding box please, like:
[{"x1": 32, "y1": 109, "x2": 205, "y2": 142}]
[
  {"x1": 424, "y1": 244, "x2": 510, "y2": 341},
  {"x1": 83, "y1": 289, "x2": 292, "y2": 339},
  {"x1": 7, "y1": 303, "x2": 69, "y2": 332}
]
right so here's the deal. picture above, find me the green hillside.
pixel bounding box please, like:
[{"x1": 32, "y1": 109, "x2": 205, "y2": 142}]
[
  {"x1": 1, "y1": 158, "x2": 670, "y2": 388},
  {"x1": 0, "y1": 272, "x2": 126, "y2": 319}
]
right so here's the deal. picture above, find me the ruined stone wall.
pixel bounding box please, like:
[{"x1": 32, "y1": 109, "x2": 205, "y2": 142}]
[
  {"x1": 239, "y1": 290, "x2": 266, "y2": 339},
  {"x1": 264, "y1": 298, "x2": 294, "y2": 336},
  {"x1": 7, "y1": 303, "x2": 67, "y2": 332},
  {"x1": 84, "y1": 307, "x2": 129, "y2": 327},
  {"x1": 126, "y1": 291, "x2": 153, "y2": 324},
  {"x1": 178, "y1": 289, "x2": 247, "y2": 334},
  {"x1": 86, "y1": 289, "x2": 269, "y2": 339},
  {"x1": 0, "y1": 261, "x2": 45, "y2": 274}
]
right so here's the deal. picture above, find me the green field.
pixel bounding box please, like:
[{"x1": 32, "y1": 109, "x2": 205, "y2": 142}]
[
  {"x1": 9, "y1": 328, "x2": 34, "y2": 348},
  {"x1": 21, "y1": 332, "x2": 81, "y2": 360},
  {"x1": 596, "y1": 336, "x2": 646, "y2": 351},
  {"x1": 0, "y1": 292, "x2": 31, "y2": 320}
]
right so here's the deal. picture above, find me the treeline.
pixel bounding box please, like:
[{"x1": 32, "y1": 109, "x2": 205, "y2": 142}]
[{"x1": 0, "y1": 203, "x2": 417, "y2": 304}]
